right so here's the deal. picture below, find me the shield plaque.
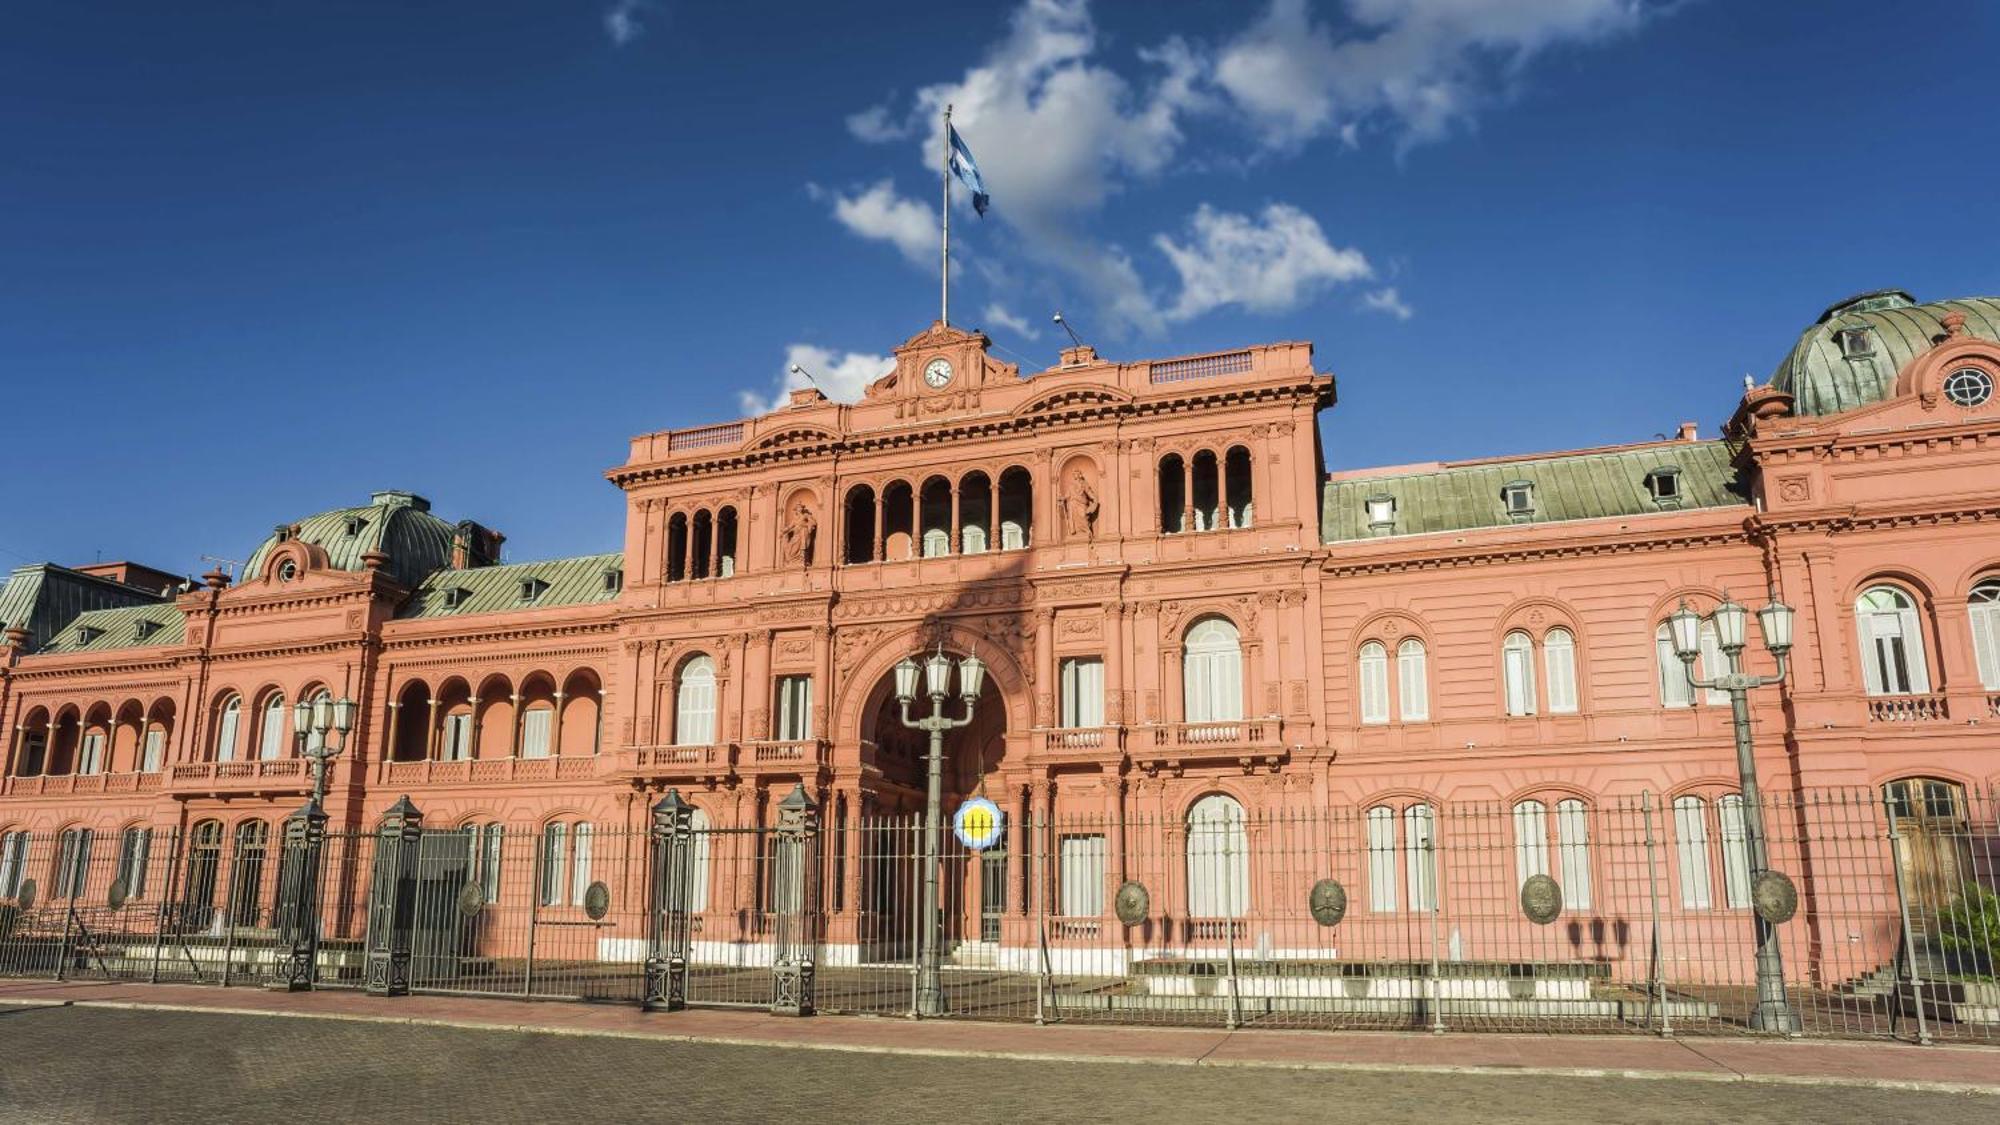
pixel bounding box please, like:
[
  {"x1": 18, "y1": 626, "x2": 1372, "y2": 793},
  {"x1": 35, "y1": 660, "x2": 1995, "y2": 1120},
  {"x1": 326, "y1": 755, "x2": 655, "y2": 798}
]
[
  {"x1": 583, "y1": 880, "x2": 612, "y2": 921},
  {"x1": 1113, "y1": 880, "x2": 1149, "y2": 926},
  {"x1": 107, "y1": 878, "x2": 129, "y2": 911},
  {"x1": 456, "y1": 882, "x2": 486, "y2": 917},
  {"x1": 1752, "y1": 870, "x2": 1798, "y2": 924},
  {"x1": 1308, "y1": 878, "x2": 1347, "y2": 927},
  {"x1": 1520, "y1": 873, "x2": 1563, "y2": 925},
  {"x1": 16, "y1": 879, "x2": 36, "y2": 912}
]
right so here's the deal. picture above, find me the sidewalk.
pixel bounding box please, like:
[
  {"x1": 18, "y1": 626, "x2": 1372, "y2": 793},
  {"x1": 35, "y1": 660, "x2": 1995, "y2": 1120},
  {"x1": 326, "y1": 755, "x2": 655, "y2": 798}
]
[{"x1": 3, "y1": 979, "x2": 1996, "y2": 1094}]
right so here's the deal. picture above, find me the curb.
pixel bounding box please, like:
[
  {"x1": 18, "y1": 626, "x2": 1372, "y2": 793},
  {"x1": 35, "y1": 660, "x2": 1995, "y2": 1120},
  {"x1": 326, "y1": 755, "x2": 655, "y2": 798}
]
[{"x1": 8, "y1": 995, "x2": 1999, "y2": 1096}]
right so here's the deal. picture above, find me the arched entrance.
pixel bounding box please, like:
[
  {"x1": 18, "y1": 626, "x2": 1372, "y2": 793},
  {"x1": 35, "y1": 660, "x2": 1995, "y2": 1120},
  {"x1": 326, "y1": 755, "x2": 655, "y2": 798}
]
[{"x1": 845, "y1": 634, "x2": 1028, "y2": 958}]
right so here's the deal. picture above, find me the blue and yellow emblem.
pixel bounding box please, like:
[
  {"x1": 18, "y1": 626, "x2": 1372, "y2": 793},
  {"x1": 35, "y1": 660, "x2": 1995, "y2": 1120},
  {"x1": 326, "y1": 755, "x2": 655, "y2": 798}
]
[{"x1": 952, "y1": 796, "x2": 1005, "y2": 850}]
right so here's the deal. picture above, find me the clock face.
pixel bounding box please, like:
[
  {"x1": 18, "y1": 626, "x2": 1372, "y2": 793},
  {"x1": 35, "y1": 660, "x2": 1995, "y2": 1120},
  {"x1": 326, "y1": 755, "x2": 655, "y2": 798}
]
[{"x1": 923, "y1": 357, "x2": 954, "y2": 389}]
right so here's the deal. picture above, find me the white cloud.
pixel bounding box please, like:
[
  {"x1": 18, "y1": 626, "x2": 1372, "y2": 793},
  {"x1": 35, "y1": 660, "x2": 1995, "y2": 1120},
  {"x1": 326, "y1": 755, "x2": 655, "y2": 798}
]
[
  {"x1": 1217, "y1": 0, "x2": 1653, "y2": 149},
  {"x1": 982, "y1": 304, "x2": 1041, "y2": 339},
  {"x1": 846, "y1": 103, "x2": 912, "y2": 143},
  {"x1": 1154, "y1": 203, "x2": 1372, "y2": 322},
  {"x1": 739, "y1": 345, "x2": 896, "y2": 415},
  {"x1": 1362, "y1": 286, "x2": 1415, "y2": 320},
  {"x1": 828, "y1": 180, "x2": 938, "y2": 267},
  {"x1": 603, "y1": 0, "x2": 651, "y2": 47}
]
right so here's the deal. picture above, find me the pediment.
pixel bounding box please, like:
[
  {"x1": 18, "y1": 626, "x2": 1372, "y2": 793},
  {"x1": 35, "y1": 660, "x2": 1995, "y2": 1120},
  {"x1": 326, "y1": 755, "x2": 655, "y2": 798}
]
[
  {"x1": 750, "y1": 424, "x2": 843, "y2": 451},
  {"x1": 1013, "y1": 383, "x2": 1133, "y2": 418}
]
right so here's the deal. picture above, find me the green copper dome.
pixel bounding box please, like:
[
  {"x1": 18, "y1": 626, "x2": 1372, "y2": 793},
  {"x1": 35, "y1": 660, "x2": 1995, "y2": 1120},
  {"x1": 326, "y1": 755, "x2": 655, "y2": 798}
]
[
  {"x1": 1769, "y1": 291, "x2": 2000, "y2": 416},
  {"x1": 243, "y1": 490, "x2": 497, "y2": 589}
]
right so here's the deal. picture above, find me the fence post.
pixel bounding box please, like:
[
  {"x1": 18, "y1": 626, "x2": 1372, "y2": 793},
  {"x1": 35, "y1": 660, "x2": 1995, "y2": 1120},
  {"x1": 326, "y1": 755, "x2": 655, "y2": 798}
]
[
  {"x1": 770, "y1": 784, "x2": 818, "y2": 1017},
  {"x1": 1638, "y1": 791, "x2": 1672, "y2": 1037},
  {"x1": 645, "y1": 788, "x2": 695, "y2": 1012},
  {"x1": 271, "y1": 797, "x2": 329, "y2": 992},
  {"x1": 1427, "y1": 811, "x2": 1445, "y2": 1034},
  {"x1": 1881, "y1": 792, "x2": 1933, "y2": 1046},
  {"x1": 365, "y1": 796, "x2": 424, "y2": 997},
  {"x1": 219, "y1": 837, "x2": 240, "y2": 988}
]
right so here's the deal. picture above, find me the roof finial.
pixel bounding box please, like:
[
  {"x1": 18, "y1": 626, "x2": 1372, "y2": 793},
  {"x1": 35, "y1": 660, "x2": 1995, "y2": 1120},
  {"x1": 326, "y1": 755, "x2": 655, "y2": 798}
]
[{"x1": 1941, "y1": 309, "x2": 1967, "y2": 339}]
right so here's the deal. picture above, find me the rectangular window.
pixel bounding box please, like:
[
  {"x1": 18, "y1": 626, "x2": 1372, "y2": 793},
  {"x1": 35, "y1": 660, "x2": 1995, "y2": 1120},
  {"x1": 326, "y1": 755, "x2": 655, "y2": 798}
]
[
  {"x1": 1059, "y1": 658, "x2": 1104, "y2": 729},
  {"x1": 776, "y1": 675, "x2": 814, "y2": 741},
  {"x1": 441, "y1": 714, "x2": 472, "y2": 761},
  {"x1": 117, "y1": 828, "x2": 151, "y2": 899},
  {"x1": 538, "y1": 823, "x2": 567, "y2": 906},
  {"x1": 141, "y1": 728, "x2": 165, "y2": 773},
  {"x1": 519, "y1": 709, "x2": 552, "y2": 759},
  {"x1": 1673, "y1": 796, "x2": 1713, "y2": 910},
  {"x1": 1718, "y1": 795, "x2": 1753, "y2": 910},
  {"x1": 79, "y1": 733, "x2": 105, "y2": 774},
  {"x1": 1404, "y1": 805, "x2": 1436, "y2": 911},
  {"x1": 1366, "y1": 807, "x2": 1398, "y2": 912},
  {"x1": 1058, "y1": 834, "x2": 1106, "y2": 917}
]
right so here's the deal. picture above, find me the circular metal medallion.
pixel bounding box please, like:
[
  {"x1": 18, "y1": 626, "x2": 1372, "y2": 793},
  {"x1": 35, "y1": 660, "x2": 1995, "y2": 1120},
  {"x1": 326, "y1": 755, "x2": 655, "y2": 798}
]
[
  {"x1": 583, "y1": 880, "x2": 612, "y2": 921},
  {"x1": 456, "y1": 882, "x2": 486, "y2": 917},
  {"x1": 1113, "y1": 880, "x2": 1149, "y2": 926},
  {"x1": 1752, "y1": 870, "x2": 1798, "y2": 924},
  {"x1": 16, "y1": 879, "x2": 37, "y2": 912},
  {"x1": 1520, "y1": 874, "x2": 1564, "y2": 925},
  {"x1": 107, "y1": 879, "x2": 129, "y2": 911},
  {"x1": 1308, "y1": 878, "x2": 1348, "y2": 927}
]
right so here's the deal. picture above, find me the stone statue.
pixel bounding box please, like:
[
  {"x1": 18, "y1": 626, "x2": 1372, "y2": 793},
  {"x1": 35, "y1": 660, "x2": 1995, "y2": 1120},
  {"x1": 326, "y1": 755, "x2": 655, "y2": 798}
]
[
  {"x1": 1060, "y1": 470, "x2": 1100, "y2": 540},
  {"x1": 781, "y1": 503, "x2": 817, "y2": 568}
]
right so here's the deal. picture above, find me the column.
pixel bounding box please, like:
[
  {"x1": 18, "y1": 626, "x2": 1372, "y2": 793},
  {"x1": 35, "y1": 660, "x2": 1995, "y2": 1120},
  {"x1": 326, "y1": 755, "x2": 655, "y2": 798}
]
[
  {"x1": 1028, "y1": 779, "x2": 1052, "y2": 918},
  {"x1": 949, "y1": 481, "x2": 961, "y2": 556},
  {"x1": 811, "y1": 626, "x2": 832, "y2": 742},
  {"x1": 910, "y1": 488, "x2": 921, "y2": 558},
  {"x1": 1033, "y1": 609, "x2": 1055, "y2": 728},
  {"x1": 509, "y1": 693, "x2": 525, "y2": 757},
  {"x1": 465, "y1": 697, "x2": 481, "y2": 759},
  {"x1": 988, "y1": 472, "x2": 1000, "y2": 551},
  {"x1": 1104, "y1": 602, "x2": 1125, "y2": 725},
  {"x1": 1181, "y1": 457, "x2": 1195, "y2": 534},
  {"x1": 747, "y1": 632, "x2": 773, "y2": 740},
  {"x1": 874, "y1": 490, "x2": 886, "y2": 562},
  {"x1": 707, "y1": 513, "x2": 722, "y2": 578},
  {"x1": 423, "y1": 698, "x2": 440, "y2": 760},
  {"x1": 384, "y1": 701, "x2": 402, "y2": 766},
  {"x1": 551, "y1": 691, "x2": 567, "y2": 757}
]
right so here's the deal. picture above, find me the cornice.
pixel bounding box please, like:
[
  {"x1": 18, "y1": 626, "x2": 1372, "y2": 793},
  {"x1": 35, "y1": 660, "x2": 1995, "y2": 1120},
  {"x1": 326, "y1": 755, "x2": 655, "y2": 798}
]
[
  {"x1": 1321, "y1": 521, "x2": 1754, "y2": 578},
  {"x1": 381, "y1": 642, "x2": 614, "y2": 673},
  {"x1": 1750, "y1": 498, "x2": 2000, "y2": 538},
  {"x1": 379, "y1": 620, "x2": 619, "y2": 652}
]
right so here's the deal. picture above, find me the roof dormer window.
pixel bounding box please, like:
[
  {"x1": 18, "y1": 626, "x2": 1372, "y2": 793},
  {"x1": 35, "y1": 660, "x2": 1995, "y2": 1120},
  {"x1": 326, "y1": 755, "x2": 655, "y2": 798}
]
[
  {"x1": 1645, "y1": 466, "x2": 1684, "y2": 508},
  {"x1": 1502, "y1": 481, "x2": 1536, "y2": 520},
  {"x1": 134, "y1": 620, "x2": 159, "y2": 640},
  {"x1": 344, "y1": 515, "x2": 368, "y2": 537},
  {"x1": 75, "y1": 625, "x2": 101, "y2": 645},
  {"x1": 1365, "y1": 494, "x2": 1396, "y2": 533},
  {"x1": 440, "y1": 586, "x2": 469, "y2": 610},
  {"x1": 1839, "y1": 327, "x2": 1873, "y2": 358},
  {"x1": 602, "y1": 568, "x2": 624, "y2": 593},
  {"x1": 518, "y1": 578, "x2": 548, "y2": 604}
]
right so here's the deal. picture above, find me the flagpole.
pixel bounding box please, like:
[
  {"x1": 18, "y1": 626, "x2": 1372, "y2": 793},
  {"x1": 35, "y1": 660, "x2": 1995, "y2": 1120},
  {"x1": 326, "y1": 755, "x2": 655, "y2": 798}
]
[{"x1": 941, "y1": 103, "x2": 951, "y2": 327}]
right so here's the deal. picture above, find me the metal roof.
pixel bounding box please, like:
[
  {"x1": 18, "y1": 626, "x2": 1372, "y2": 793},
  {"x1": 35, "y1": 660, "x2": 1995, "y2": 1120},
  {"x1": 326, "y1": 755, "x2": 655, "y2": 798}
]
[
  {"x1": 242, "y1": 491, "x2": 466, "y2": 589},
  {"x1": 398, "y1": 553, "x2": 625, "y2": 620},
  {"x1": 1770, "y1": 292, "x2": 2000, "y2": 416},
  {"x1": 0, "y1": 564, "x2": 170, "y2": 652},
  {"x1": 40, "y1": 603, "x2": 186, "y2": 655},
  {"x1": 1322, "y1": 440, "x2": 1748, "y2": 542}
]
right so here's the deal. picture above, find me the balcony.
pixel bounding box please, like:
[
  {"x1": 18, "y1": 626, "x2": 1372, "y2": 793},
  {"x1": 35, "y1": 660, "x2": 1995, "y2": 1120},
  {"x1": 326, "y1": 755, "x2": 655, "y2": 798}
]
[
  {"x1": 617, "y1": 744, "x2": 735, "y2": 785},
  {"x1": 1867, "y1": 693, "x2": 1949, "y2": 723},
  {"x1": 741, "y1": 740, "x2": 830, "y2": 770},
  {"x1": 381, "y1": 756, "x2": 602, "y2": 786},
  {"x1": 1, "y1": 770, "x2": 163, "y2": 798},
  {"x1": 166, "y1": 757, "x2": 310, "y2": 797},
  {"x1": 1031, "y1": 727, "x2": 1125, "y2": 764},
  {"x1": 1132, "y1": 719, "x2": 1287, "y2": 773}
]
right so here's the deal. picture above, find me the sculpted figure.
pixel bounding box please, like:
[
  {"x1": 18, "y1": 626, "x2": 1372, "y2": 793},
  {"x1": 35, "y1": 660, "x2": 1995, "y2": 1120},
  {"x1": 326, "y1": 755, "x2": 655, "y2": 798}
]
[
  {"x1": 781, "y1": 503, "x2": 818, "y2": 567},
  {"x1": 1060, "y1": 470, "x2": 1100, "y2": 540}
]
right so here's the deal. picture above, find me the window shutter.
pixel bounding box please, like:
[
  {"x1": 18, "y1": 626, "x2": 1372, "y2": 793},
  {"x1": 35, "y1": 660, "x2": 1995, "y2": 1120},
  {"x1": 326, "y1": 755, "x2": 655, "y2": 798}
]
[
  {"x1": 1358, "y1": 644, "x2": 1389, "y2": 724},
  {"x1": 1397, "y1": 641, "x2": 1428, "y2": 721},
  {"x1": 1513, "y1": 800, "x2": 1549, "y2": 886},
  {"x1": 1858, "y1": 614, "x2": 1887, "y2": 695},
  {"x1": 216, "y1": 704, "x2": 240, "y2": 763},
  {"x1": 1404, "y1": 805, "x2": 1436, "y2": 911},
  {"x1": 1555, "y1": 800, "x2": 1591, "y2": 910},
  {"x1": 1080, "y1": 659, "x2": 1104, "y2": 727},
  {"x1": 1544, "y1": 631, "x2": 1577, "y2": 714},
  {"x1": 570, "y1": 823, "x2": 592, "y2": 906},
  {"x1": 1503, "y1": 636, "x2": 1536, "y2": 716},
  {"x1": 521, "y1": 709, "x2": 552, "y2": 758},
  {"x1": 1899, "y1": 606, "x2": 1931, "y2": 693},
  {"x1": 1698, "y1": 626, "x2": 1729, "y2": 706},
  {"x1": 1672, "y1": 797, "x2": 1712, "y2": 910},
  {"x1": 1366, "y1": 807, "x2": 1398, "y2": 912},
  {"x1": 1657, "y1": 627, "x2": 1691, "y2": 707},
  {"x1": 1973, "y1": 600, "x2": 2000, "y2": 690},
  {"x1": 142, "y1": 728, "x2": 164, "y2": 773},
  {"x1": 1718, "y1": 795, "x2": 1752, "y2": 909}
]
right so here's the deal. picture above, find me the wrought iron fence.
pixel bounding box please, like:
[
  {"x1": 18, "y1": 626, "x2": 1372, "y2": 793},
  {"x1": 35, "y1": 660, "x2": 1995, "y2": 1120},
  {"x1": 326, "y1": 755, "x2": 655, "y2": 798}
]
[{"x1": 2, "y1": 786, "x2": 1994, "y2": 1041}]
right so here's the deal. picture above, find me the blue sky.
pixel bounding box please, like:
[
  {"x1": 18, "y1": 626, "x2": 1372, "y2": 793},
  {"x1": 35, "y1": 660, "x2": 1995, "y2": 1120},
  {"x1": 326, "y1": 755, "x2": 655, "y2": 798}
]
[{"x1": 3, "y1": 0, "x2": 1995, "y2": 575}]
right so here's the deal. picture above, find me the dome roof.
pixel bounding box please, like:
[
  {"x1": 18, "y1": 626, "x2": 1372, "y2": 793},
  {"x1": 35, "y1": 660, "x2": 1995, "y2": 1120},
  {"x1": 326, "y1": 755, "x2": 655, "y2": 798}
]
[
  {"x1": 1770, "y1": 291, "x2": 2000, "y2": 416},
  {"x1": 243, "y1": 491, "x2": 490, "y2": 589}
]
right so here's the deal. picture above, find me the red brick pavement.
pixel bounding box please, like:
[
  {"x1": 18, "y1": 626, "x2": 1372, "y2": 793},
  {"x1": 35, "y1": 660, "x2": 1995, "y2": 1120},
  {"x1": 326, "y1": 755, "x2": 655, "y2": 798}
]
[{"x1": 3, "y1": 979, "x2": 1996, "y2": 1094}]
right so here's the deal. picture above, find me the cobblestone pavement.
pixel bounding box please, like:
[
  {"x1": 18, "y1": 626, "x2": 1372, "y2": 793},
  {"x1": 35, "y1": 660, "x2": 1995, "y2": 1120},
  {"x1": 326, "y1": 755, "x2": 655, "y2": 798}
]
[{"x1": 1, "y1": 1005, "x2": 1992, "y2": 1124}]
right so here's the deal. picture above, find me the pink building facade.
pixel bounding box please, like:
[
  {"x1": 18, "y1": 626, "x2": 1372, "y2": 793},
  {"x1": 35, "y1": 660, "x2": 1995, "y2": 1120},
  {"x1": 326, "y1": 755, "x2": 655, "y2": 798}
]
[{"x1": 2, "y1": 290, "x2": 1998, "y2": 1000}]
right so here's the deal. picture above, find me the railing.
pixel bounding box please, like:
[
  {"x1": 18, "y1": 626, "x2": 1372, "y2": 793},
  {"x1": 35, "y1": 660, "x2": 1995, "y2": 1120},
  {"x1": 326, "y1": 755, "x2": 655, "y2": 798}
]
[
  {"x1": 1866, "y1": 693, "x2": 1948, "y2": 722},
  {"x1": 1143, "y1": 719, "x2": 1283, "y2": 750},
  {"x1": 1148, "y1": 349, "x2": 1253, "y2": 384},
  {"x1": 382, "y1": 756, "x2": 602, "y2": 786},
  {"x1": 0, "y1": 771, "x2": 163, "y2": 797},
  {"x1": 1034, "y1": 727, "x2": 1123, "y2": 758},
  {"x1": 666, "y1": 421, "x2": 745, "y2": 452},
  {"x1": 743, "y1": 740, "x2": 828, "y2": 766},
  {"x1": 165, "y1": 757, "x2": 308, "y2": 792}
]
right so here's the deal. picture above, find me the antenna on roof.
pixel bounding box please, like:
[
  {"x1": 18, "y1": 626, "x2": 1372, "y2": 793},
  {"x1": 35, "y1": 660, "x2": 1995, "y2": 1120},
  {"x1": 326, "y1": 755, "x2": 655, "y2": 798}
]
[
  {"x1": 1052, "y1": 309, "x2": 1086, "y2": 349},
  {"x1": 788, "y1": 363, "x2": 820, "y2": 390},
  {"x1": 1742, "y1": 374, "x2": 1755, "y2": 392},
  {"x1": 200, "y1": 555, "x2": 240, "y2": 579}
]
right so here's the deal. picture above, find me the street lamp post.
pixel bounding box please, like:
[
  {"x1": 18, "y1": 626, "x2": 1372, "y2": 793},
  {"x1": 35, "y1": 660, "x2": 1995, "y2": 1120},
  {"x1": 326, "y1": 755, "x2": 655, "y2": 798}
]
[
  {"x1": 893, "y1": 645, "x2": 986, "y2": 1017},
  {"x1": 273, "y1": 694, "x2": 356, "y2": 991},
  {"x1": 1668, "y1": 593, "x2": 1802, "y2": 1033}
]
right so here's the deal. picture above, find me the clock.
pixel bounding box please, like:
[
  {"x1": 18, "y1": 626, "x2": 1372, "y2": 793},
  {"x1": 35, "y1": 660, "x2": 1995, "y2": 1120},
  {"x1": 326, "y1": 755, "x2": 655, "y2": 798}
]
[{"x1": 923, "y1": 357, "x2": 954, "y2": 389}]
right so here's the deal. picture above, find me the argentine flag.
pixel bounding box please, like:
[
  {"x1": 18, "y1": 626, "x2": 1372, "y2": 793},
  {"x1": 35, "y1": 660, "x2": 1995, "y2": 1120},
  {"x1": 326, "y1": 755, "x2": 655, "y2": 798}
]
[{"x1": 948, "y1": 124, "x2": 990, "y2": 217}]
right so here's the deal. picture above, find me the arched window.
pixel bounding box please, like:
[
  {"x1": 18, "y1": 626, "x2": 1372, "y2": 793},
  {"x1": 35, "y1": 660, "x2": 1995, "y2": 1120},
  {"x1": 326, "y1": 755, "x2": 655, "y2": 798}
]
[
  {"x1": 665, "y1": 513, "x2": 688, "y2": 582},
  {"x1": 1224, "y1": 446, "x2": 1253, "y2": 529},
  {"x1": 258, "y1": 693, "x2": 287, "y2": 760},
  {"x1": 1671, "y1": 796, "x2": 1712, "y2": 909},
  {"x1": 1856, "y1": 586, "x2": 1930, "y2": 695},
  {"x1": 539, "y1": 822, "x2": 567, "y2": 906},
  {"x1": 1366, "y1": 806, "x2": 1398, "y2": 912},
  {"x1": 674, "y1": 656, "x2": 717, "y2": 745},
  {"x1": 1368, "y1": 802, "x2": 1437, "y2": 913},
  {"x1": 1543, "y1": 629, "x2": 1577, "y2": 714},
  {"x1": 1357, "y1": 642, "x2": 1390, "y2": 725},
  {"x1": 1513, "y1": 797, "x2": 1592, "y2": 911},
  {"x1": 230, "y1": 821, "x2": 268, "y2": 925},
  {"x1": 1716, "y1": 794, "x2": 1752, "y2": 909},
  {"x1": 570, "y1": 822, "x2": 593, "y2": 906},
  {"x1": 1403, "y1": 804, "x2": 1436, "y2": 910},
  {"x1": 1158, "y1": 454, "x2": 1185, "y2": 534},
  {"x1": 182, "y1": 820, "x2": 223, "y2": 929},
  {"x1": 1968, "y1": 580, "x2": 2000, "y2": 690},
  {"x1": 1182, "y1": 618, "x2": 1243, "y2": 724},
  {"x1": 689, "y1": 807, "x2": 712, "y2": 913},
  {"x1": 1670, "y1": 794, "x2": 1750, "y2": 911},
  {"x1": 54, "y1": 826, "x2": 93, "y2": 899},
  {"x1": 1502, "y1": 631, "x2": 1536, "y2": 716},
  {"x1": 1396, "y1": 639, "x2": 1428, "y2": 721},
  {"x1": 116, "y1": 826, "x2": 153, "y2": 901},
  {"x1": 1185, "y1": 794, "x2": 1248, "y2": 918},
  {"x1": 0, "y1": 830, "x2": 28, "y2": 898},
  {"x1": 214, "y1": 695, "x2": 242, "y2": 762},
  {"x1": 468, "y1": 823, "x2": 504, "y2": 903}
]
